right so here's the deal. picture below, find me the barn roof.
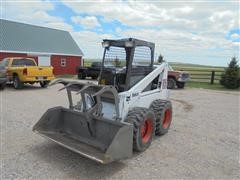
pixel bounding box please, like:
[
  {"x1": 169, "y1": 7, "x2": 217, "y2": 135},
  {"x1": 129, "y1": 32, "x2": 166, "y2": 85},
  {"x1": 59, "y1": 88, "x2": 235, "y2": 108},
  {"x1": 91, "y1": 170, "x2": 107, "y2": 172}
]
[{"x1": 0, "y1": 19, "x2": 83, "y2": 56}]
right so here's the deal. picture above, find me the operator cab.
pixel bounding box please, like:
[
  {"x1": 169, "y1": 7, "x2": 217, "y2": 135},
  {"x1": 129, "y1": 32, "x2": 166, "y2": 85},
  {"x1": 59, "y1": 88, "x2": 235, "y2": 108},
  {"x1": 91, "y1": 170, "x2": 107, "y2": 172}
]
[{"x1": 99, "y1": 38, "x2": 155, "y2": 92}]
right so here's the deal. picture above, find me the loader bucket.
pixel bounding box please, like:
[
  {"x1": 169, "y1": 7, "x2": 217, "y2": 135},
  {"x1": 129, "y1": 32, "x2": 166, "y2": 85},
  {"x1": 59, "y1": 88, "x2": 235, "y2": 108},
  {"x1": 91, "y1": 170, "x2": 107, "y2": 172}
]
[{"x1": 33, "y1": 106, "x2": 133, "y2": 164}]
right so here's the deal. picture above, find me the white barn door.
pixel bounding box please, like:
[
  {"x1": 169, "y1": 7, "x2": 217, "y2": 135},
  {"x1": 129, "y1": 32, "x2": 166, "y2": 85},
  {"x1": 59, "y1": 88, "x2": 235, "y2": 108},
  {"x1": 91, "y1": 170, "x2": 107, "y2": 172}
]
[{"x1": 38, "y1": 56, "x2": 51, "y2": 66}]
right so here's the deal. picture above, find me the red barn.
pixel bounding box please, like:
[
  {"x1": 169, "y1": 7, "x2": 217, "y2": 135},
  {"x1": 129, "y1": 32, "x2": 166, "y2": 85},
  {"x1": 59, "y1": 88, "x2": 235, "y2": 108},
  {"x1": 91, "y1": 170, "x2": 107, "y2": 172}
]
[{"x1": 0, "y1": 19, "x2": 83, "y2": 75}]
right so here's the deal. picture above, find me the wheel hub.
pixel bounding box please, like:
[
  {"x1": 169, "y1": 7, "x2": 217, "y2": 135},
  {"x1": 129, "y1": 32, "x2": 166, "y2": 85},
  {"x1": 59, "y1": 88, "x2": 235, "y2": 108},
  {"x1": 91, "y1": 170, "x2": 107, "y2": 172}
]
[
  {"x1": 141, "y1": 119, "x2": 153, "y2": 143},
  {"x1": 162, "y1": 109, "x2": 171, "y2": 129}
]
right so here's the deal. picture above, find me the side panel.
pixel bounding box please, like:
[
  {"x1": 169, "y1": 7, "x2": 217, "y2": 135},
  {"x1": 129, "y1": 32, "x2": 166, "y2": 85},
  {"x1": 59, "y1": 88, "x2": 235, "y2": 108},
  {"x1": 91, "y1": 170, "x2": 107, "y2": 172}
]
[
  {"x1": 26, "y1": 66, "x2": 54, "y2": 77},
  {"x1": 51, "y1": 55, "x2": 82, "y2": 75},
  {"x1": 118, "y1": 63, "x2": 169, "y2": 121}
]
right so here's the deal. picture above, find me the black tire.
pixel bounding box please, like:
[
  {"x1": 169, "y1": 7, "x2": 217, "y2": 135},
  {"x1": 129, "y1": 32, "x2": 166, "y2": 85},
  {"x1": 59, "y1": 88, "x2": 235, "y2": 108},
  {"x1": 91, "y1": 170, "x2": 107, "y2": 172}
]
[
  {"x1": 0, "y1": 82, "x2": 6, "y2": 90},
  {"x1": 150, "y1": 100, "x2": 172, "y2": 136},
  {"x1": 40, "y1": 81, "x2": 49, "y2": 88},
  {"x1": 125, "y1": 107, "x2": 156, "y2": 152},
  {"x1": 13, "y1": 75, "x2": 23, "y2": 89},
  {"x1": 91, "y1": 75, "x2": 98, "y2": 80},
  {"x1": 78, "y1": 73, "x2": 86, "y2": 79},
  {"x1": 176, "y1": 82, "x2": 185, "y2": 89},
  {"x1": 167, "y1": 78, "x2": 176, "y2": 89}
]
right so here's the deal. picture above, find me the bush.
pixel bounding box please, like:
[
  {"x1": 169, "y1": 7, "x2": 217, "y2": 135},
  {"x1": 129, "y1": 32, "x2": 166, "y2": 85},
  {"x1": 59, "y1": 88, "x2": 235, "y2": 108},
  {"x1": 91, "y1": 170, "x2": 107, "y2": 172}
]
[
  {"x1": 158, "y1": 54, "x2": 164, "y2": 64},
  {"x1": 114, "y1": 57, "x2": 121, "y2": 67},
  {"x1": 220, "y1": 57, "x2": 240, "y2": 89}
]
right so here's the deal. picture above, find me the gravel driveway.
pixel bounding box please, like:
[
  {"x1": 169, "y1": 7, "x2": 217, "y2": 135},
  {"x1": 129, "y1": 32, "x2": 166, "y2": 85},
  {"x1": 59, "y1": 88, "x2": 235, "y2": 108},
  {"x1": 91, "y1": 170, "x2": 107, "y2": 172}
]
[{"x1": 1, "y1": 82, "x2": 239, "y2": 179}]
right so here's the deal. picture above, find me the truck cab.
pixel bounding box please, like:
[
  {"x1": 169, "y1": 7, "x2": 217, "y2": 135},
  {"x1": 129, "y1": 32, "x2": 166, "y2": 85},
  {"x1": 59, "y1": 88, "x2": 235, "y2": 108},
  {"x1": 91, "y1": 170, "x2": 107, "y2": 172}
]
[{"x1": 167, "y1": 65, "x2": 190, "y2": 89}]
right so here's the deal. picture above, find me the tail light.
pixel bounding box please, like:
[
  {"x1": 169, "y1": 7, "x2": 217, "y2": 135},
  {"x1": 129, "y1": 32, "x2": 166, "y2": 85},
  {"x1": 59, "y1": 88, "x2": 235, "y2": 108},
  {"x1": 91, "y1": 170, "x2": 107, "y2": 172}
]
[
  {"x1": 23, "y1": 68, "x2": 28, "y2": 76},
  {"x1": 6, "y1": 69, "x2": 10, "y2": 75}
]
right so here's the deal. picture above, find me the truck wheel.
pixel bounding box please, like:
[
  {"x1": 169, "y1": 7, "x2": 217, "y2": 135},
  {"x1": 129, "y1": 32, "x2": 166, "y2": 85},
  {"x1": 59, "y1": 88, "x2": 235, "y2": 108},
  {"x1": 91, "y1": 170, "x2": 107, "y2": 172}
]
[
  {"x1": 176, "y1": 82, "x2": 185, "y2": 89},
  {"x1": 0, "y1": 82, "x2": 6, "y2": 90},
  {"x1": 167, "y1": 78, "x2": 176, "y2": 89},
  {"x1": 150, "y1": 100, "x2": 172, "y2": 136},
  {"x1": 13, "y1": 76, "x2": 23, "y2": 89},
  {"x1": 40, "y1": 81, "x2": 49, "y2": 88},
  {"x1": 125, "y1": 107, "x2": 156, "y2": 152},
  {"x1": 92, "y1": 75, "x2": 98, "y2": 80},
  {"x1": 78, "y1": 73, "x2": 86, "y2": 79}
]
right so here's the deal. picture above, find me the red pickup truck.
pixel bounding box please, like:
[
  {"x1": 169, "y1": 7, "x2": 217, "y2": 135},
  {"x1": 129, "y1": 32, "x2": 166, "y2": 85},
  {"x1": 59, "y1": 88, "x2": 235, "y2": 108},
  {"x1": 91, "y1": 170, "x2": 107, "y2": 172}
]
[{"x1": 167, "y1": 65, "x2": 190, "y2": 89}]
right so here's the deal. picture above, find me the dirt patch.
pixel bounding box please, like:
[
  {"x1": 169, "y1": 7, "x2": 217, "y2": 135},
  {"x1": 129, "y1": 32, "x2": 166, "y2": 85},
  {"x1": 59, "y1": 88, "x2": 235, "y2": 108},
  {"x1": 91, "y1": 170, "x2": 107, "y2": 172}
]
[{"x1": 171, "y1": 98, "x2": 194, "y2": 112}]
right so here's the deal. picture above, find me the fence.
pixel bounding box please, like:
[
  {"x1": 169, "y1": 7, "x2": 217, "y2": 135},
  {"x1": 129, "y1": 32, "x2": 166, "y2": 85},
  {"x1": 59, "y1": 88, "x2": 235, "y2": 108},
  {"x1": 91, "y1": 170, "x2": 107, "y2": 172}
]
[
  {"x1": 173, "y1": 68, "x2": 224, "y2": 84},
  {"x1": 84, "y1": 61, "x2": 225, "y2": 84}
]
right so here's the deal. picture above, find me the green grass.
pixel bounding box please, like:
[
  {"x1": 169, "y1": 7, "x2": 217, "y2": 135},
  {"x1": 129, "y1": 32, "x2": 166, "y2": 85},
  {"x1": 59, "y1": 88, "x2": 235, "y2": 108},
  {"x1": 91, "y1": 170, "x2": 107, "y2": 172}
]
[
  {"x1": 169, "y1": 62, "x2": 225, "y2": 69},
  {"x1": 84, "y1": 60, "x2": 225, "y2": 70},
  {"x1": 83, "y1": 60, "x2": 126, "y2": 67},
  {"x1": 83, "y1": 61, "x2": 93, "y2": 67},
  {"x1": 186, "y1": 81, "x2": 239, "y2": 91},
  {"x1": 56, "y1": 74, "x2": 77, "y2": 79}
]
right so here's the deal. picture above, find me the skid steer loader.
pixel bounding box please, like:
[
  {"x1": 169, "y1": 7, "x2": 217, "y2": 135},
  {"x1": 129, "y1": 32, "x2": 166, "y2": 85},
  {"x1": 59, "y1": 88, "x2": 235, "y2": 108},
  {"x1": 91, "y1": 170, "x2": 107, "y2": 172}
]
[{"x1": 33, "y1": 38, "x2": 172, "y2": 164}]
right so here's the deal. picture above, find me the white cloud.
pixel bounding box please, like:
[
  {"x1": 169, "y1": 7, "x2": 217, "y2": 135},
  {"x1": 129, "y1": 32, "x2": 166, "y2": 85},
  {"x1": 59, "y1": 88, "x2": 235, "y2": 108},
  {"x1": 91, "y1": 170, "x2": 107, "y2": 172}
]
[
  {"x1": 231, "y1": 33, "x2": 240, "y2": 40},
  {"x1": 2, "y1": 0, "x2": 239, "y2": 66},
  {"x1": 71, "y1": 16, "x2": 101, "y2": 29},
  {"x1": 119, "y1": 28, "x2": 238, "y2": 64},
  {"x1": 59, "y1": 0, "x2": 239, "y2": 65},
  {"x1": 176, "y1": 6, "x2": 194, "y2": 14},
  {"x1": 2, "y1": 0, "x2": 54, "y2": 22},
  {"x1": 60, "y1": 0, "x2": 238, "y2": 32},
  {"x1": 209, "y1": 10, "x2": 237, "y2": 33},
  {"x1": 115, "y1": 27, "x2": 122, "y2": 34},
  {"x1": 71, "y1": 31, "x2": 114, "y2": 58},
  {"x1": 45, "y1": 22, "x2": 73, "y2": 32},
  {"x1": 209, "y1": 11, "x2": 233, "y2": 22},
  {"x1": 2, "y1": 0, "x2": 73, "y2": 31},
  {"x1": 61, "y1": 0, "x2": 198, "y2": 28},
  {"x1": 232, "y1": 42, "x2": 240, "y2": 47}
]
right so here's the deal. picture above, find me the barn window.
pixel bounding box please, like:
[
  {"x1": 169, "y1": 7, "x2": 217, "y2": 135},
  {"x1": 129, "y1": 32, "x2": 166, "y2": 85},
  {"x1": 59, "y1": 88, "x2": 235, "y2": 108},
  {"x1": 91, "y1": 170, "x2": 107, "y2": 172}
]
[{"x1": 60, "y1": 58, "x2": 66, "y2": 67}]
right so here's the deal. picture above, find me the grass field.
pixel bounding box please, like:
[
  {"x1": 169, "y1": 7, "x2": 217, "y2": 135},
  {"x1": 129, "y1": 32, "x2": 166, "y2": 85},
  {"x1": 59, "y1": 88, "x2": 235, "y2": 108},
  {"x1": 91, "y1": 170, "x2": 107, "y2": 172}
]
[
  {"x1": 169, "y1": 62, "x2": 224, "y2": 69},
  {"x1": 56, "y1": 74, "x2": 77, "y2": 79},
  {"x1": 186, "y1": 81, "x2": 224, "y2": 90}
]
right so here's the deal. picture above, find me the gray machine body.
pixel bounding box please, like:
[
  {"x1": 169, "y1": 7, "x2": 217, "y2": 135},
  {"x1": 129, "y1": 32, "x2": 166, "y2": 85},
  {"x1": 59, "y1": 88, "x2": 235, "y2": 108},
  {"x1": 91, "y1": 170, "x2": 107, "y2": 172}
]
[{"x1": 33, "y1": 38, "x2": 169, "y2": 164}]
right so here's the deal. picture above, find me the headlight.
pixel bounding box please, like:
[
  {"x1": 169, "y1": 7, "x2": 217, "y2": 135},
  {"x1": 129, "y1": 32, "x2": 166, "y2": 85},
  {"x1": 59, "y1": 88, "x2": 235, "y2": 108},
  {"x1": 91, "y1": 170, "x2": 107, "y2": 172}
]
[
  {"x1": 125, "y1": 41, "x2": 133, "y2": 47},
  {"x1": 100, "y1": 79, "x2": 106, "y2": 85},
  {"x1": 102, "y1": 41, "x2": 110, "y2": 48}
]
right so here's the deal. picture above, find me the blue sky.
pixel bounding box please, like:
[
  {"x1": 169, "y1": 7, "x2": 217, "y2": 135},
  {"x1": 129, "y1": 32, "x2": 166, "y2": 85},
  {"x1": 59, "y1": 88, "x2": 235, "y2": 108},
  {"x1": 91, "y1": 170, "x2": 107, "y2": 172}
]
[{"x1": 2, "y1": 0, "x2": 240, "y2": 66}]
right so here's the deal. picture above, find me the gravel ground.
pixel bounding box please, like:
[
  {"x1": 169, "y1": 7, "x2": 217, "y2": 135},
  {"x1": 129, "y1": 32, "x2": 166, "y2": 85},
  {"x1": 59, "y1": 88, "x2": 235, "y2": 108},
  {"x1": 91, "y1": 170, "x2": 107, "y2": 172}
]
[{"x1": 1, "y1": 82, "x2": 239, "y2": 179}]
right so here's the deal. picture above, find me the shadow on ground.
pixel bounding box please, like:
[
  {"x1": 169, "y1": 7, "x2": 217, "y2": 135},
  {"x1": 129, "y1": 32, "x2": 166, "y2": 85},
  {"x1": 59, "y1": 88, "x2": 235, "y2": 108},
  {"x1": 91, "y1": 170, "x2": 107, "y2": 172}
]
[
  {"x1": 5, "y1": 83, "x2": 47, "y2": 91},
  {"x1": 31, "y1": 141, "x2": 126, "y2": 179}
]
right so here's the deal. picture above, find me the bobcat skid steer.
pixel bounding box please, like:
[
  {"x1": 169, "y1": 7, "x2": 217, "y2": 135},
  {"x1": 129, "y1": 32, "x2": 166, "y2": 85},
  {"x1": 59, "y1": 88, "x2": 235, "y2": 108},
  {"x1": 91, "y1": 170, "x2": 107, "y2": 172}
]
[{"x1": 33, "y1": 38, "x2": 172, "y2": 164}]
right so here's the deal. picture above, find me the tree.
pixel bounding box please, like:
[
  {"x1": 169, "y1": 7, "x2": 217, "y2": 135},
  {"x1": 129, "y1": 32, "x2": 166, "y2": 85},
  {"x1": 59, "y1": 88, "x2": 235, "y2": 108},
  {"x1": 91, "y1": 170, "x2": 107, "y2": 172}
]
[
  {"x1": 220, "y1": 56, "x2": 240, "y2": 89},
  {"x1": 114, "y1": 56, "x2": 121, "y2": 67},
  {"x1": 158, "y1": 54, "x2": 164, "y2": 64}
]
